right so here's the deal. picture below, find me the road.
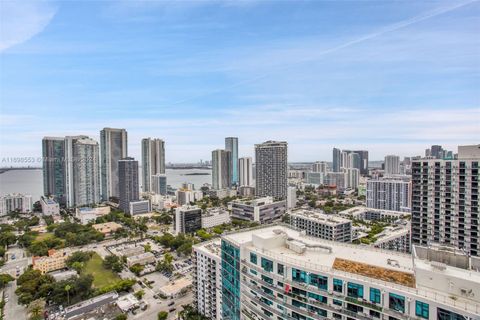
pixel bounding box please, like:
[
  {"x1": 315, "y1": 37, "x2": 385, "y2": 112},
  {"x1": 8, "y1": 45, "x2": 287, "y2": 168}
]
[
  {"x1": 3, "y1": 281, "x2": 27, "y2": 320},
  {"x1": 132, "y1": 291, "x2": 193, "y2": 320}
]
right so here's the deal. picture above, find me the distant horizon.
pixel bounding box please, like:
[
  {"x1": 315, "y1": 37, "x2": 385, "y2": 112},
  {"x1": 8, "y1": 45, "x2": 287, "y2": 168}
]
[{"x1": 0, "y1": 156, "x2": 450, "y2": 170}]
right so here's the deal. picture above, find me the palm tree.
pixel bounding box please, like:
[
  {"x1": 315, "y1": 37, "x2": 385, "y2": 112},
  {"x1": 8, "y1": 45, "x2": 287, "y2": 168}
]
[
  {"x1": 28, "y1": 299, "x2": 45, "y2": 320},
  {"x1": 65, "y1": 284, "x2": 72, "y2": 305}
]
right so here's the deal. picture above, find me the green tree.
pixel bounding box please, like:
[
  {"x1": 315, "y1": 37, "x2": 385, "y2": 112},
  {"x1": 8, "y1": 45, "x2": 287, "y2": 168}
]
[
  {"x1": 157, "y1": 311, "x2": 168, "y2": 320},
  {"x1": 156, "y1": 252, "x2": 174, "y2": 273},
  {"x1": 28, "y1": 299, "x2": 45, "y2": 320},
  {"x1": 196, "y1": 229, "x2": 212, "y2": 241},
  {"x1": 66, "y1": 251, "x2": 93, "y2": 267},
  {"x1": 176, "y1": 241, "x2": 193, "y2": 256},
  {"x1": 115, "y1": 314, "x2": 128, "y2": 320},
  {"x1": 0, "y1": 273, "x2": 14, "y2": 288},
  {"x1": 134, "y1": 290, "x2": 145, "y2": 300},
  {"x1": 103, "y1": 254, "x2": 123, "y2": 273},
  {"x1": 0, "y1": 231, "x2": 16, "y2": 246},
  {"x1": 71, "y1": 261, "x2": 84, "y2": 273},
  {"x1": 178, "y1": 305, "x2": 209, "y2": 320},
  {"x1": 129, "y1": 264, "x2": 144, "y2": 276},
  {"x1": 65, "y1": 284, "x2": 72, "y2": 305}
]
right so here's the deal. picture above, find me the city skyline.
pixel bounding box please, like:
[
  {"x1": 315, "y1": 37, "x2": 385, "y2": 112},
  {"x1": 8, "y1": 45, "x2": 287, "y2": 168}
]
[{"x1": 1, "y1": 0, "x2": 479, "y2": 163}]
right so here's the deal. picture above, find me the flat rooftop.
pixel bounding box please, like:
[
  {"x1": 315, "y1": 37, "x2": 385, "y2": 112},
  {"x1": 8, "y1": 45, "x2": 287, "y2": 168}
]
[
  {"x1": 223, "y1": 224, "x2": 480, "y2": 312},
  {"x1": 203, "y1": 208, "x2": 229, "y2": 217},
  {"x1": 339, "y1": 206, "x2": 410, "y2": 217},
  {"x1": 41, "y1": 197, "x2": 57, "y2": 205},
  {"x1": 194, "y1": 239, "x2": 221, "y2": 257},
  {"x1": 223, "y1": 225, "x2": 413, "y2": 272},
  {"x1": 374, "y1": 224, "x2": 410, "y2": 243},
  {"x1": 159, "y1": 277, "x2": 192, "y2": 296},
  {"x1": 291, "y1": 210, "x2": 351, "y2": 225},
  {"x1": 231, "y1": 197, "x2": 282, "y2": 206}
]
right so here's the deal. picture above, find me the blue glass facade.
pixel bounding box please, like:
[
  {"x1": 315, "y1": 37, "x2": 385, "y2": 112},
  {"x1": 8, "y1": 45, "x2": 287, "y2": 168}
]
[
  {"x1": 221, "y1": 239, "x2": 241, "y2": 320},
  {"x1": 415, "y1": 301, "x2": 429, "y2": 319},
  {"x1": 370, "y1": 287, "x2": 381, "y2": 304}
]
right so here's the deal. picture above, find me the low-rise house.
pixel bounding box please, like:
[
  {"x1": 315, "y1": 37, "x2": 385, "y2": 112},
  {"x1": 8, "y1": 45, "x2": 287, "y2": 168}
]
[
  {"x1": 201, "y1": 208, "x2": 231, "y2": 229},
  {"x1": 92, "y1": 221, "x2": 122, "y2": 236},
  {"x1": 76, "y1": 206, "x2": 111, "y2": 224},
  {"x1": 122, "y1": 246, "x2": 145, "y2": 257},
  {"x1": 33, "y1": 249, "x2": 70, "y2": 274},
  {"x1": 40, "y1": 196, "x2": 60, "y2": 215},
  {"x1": 126, "y1": 252, "x2": 155, "y2": 267},
  {"x1": 230, "y1": 197, "x2": 286, "y2": 224}
]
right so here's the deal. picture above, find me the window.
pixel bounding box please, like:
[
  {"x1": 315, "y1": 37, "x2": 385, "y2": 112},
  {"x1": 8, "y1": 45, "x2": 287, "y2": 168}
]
[
  {"x1": 262, "y1": 274, "x2": 273, "y2": 284},
  {"x1": 309, "y1": 273, "x2": 328, "y2": 290},
  {"x1": 261, "y1": 257, "x2": 273, "y2": 272},
  {"x1": 333, "y1": 299, "x2": 342, "y2": 306},
  {"x1": 369, "y1": 288, "x2": 381, "y2": 304},
  {"x1": 262, "y1": 308, "x2": 273, "y2": 317},
  {"x1": 370, "y1": 310, "x2": 381, "y2": 318},
  {"x1": 292, "y1": 268, "x2": 308, "y2": 283},
  {"x1": 346, "y1": 303, "x2": 363, "y2": 313},
  {"x1": 437, "y1": 308, "x2": 467, "y2": 320},
  {"x1": 292, "y1": 300, "x2": 307, "y2": 309},
  {"x1": 389, "y1": 293, "x2": 405, "y2": 313},
  {"x1": 347, "y1": 282, "x2": 364, "y2": 299},
  {"x1": 250, "y1": 252, "x2": 257, "y2": 264},
  {"x1": 262, "y1": 286, "x2": 273, "y2": 296},
  {"x1": 333, "y1": 278, "x2": 343, "y2": 293},
  {"x1": 292, "y1": 287, "x2": 307, "y2": 297},
  {"x1": 261, "y1": 297, "x2": 273, "y2": 306},
  {"x1": 250, "y1": 269, "x2": 257, "y2": 275},
  {"x1": 277, "y1": 263, "x2": 284, "y2": 275},
  {"x1": 415, "y1": 301, "x2": 429, "y2": 319},
  {"x1": 308, "y1": 292, "x2": 327, "y2": 304}
]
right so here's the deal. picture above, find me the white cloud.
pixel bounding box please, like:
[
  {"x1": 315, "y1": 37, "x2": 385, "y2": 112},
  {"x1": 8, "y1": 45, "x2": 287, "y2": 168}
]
[{"x1": 0, "y1": 0, "x2": 57, "y2": 52}]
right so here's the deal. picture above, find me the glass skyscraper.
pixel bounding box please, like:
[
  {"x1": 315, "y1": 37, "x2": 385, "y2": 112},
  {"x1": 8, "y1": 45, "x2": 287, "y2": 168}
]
[
  {"x1": 221, "y1": 239, "x2": 241, "y2": 320},
  {"x1": 42, "y1": 137, "x2": 67, "y2": 204},
  {"x1": 225, "y1": 137, "x2": 239, "y2": 185},
  {"x1": 100, "y1": 128, "x2": 128, "y2": 201}
]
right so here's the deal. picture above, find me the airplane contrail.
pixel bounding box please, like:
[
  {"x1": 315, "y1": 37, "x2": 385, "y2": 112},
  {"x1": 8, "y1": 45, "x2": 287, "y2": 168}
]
[{"x1": 166, "y1": 0, "x2": 478, "y2": 106}]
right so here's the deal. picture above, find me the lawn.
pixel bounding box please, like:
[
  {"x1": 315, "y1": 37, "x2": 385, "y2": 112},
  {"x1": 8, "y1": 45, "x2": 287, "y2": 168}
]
[
  {"x1": 82, "y1": 253, "x2": 121, "y2": 288},
  {"x1": 35, "y1": 232, "x2": 54, "y2": 241}
]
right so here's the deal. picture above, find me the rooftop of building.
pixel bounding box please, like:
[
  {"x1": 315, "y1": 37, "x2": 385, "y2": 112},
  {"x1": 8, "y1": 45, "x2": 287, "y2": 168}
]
[
  {"x1": 159, "y1": 277, "x2": 192, "y2": 296},
  {"x1": 290, "y1": 209, "x2": 351, "y2": 225},
  {"x1": 255, "y1": 140, "x2": 288, "y2": 147},
  {"x1": 224, "y1": 225, "x2": 412, "y2": 273},
  {"x1": 177, "y1": 205, "x2": 201, "y2": 212},
  {"x1": 366, "y1": 175, "x2": 411, "y2": 182},
  {"x1": 194, "y1": 238, "x2": 222, "y2": 257},
  {"x1": 203, "y1": 208, "x2": 229, "y2": 217},
  {"x1": 339, "y1": 206, "x2": 411, "y2": 218},
  {"x1": 230, "y1": 196, "x2": 284, "y2": 206},
  {"x1": 373, "y1": 223, "x2": 410, "y2": 244},
  {"x1": 0, "y1": 193, "x2": 32, "y2": 198},
  {"x1": 127, "y1": 252, "x2": 155, "y2": 260},
  {"x1": 222, "y1": 224, "x2": 480, "y2": 310},
  {"x1": 41, "y1": 197, "x2": 58, "y2": 205}
]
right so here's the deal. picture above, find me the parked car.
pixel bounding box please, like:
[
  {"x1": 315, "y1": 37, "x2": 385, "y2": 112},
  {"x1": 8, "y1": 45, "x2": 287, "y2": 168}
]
[{"x1": 169, "y1": 308, "x2": 176, "y2": 313}]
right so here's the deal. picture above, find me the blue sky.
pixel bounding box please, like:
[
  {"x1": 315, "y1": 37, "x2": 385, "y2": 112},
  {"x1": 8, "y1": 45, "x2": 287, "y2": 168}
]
[{"x1": 0, "y1": 0, "x2": 479, "y2": 163}]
